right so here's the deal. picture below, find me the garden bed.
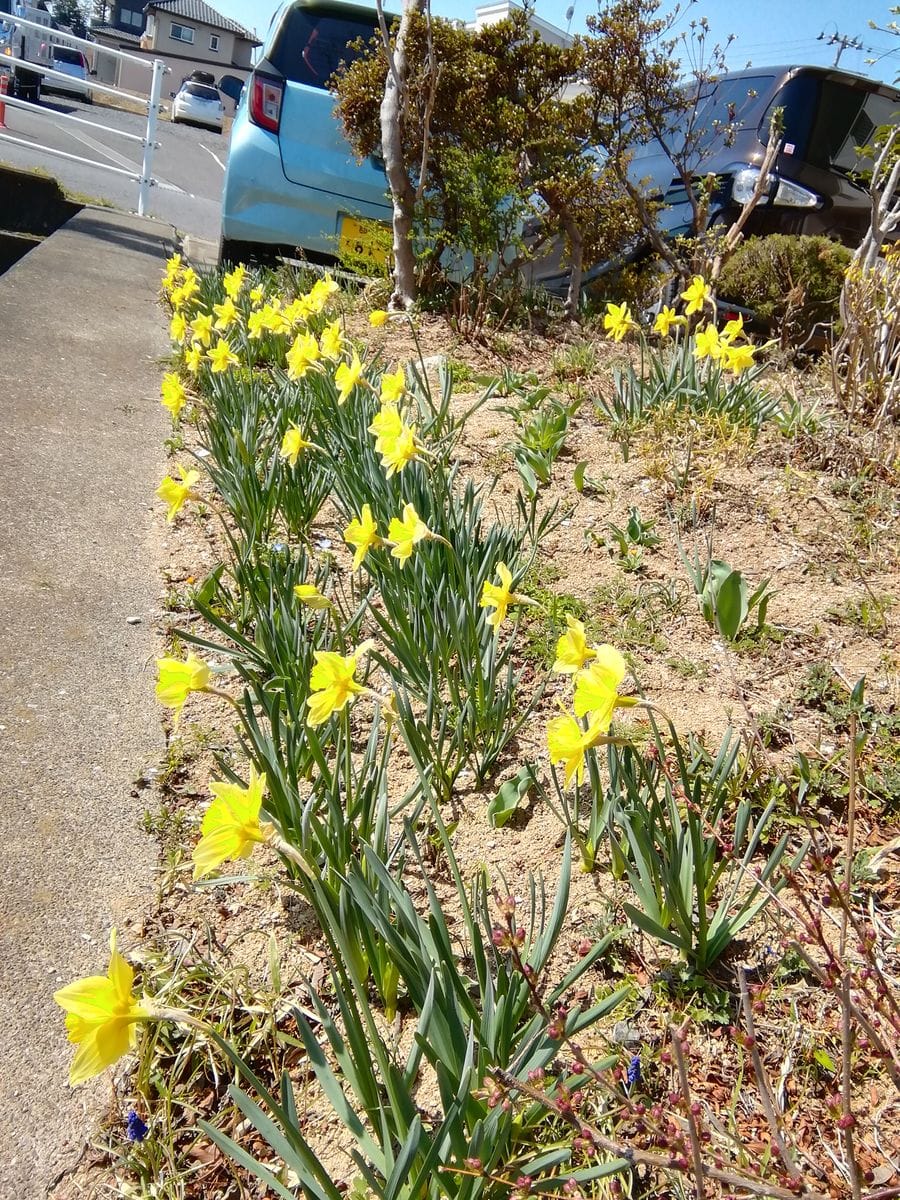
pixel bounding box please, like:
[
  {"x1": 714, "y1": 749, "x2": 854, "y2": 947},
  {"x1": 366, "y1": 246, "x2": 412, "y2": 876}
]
[{"x1": 52, "y1": 259, "x2": 900, "y2": 1200}]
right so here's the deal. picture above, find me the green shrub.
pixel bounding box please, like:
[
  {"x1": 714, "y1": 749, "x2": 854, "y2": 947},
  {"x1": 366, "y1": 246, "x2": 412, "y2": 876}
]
[{"x1": 717, "y1": 234, "x2": 850, "y2": 351}]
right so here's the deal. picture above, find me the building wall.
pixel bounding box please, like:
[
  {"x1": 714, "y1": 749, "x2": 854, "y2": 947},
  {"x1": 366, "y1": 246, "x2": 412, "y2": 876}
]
[{"x1": 151, "y1": 16, "x2": 237, "y2": 65}]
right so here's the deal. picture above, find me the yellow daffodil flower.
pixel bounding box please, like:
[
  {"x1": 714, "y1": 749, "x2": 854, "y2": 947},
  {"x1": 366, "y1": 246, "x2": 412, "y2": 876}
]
[
  {"x1": 207, "y1": 338, "x2": 240, "y2": 373},
  {"x1": 283, "y1": 296, "x2": 312, "y2": 327},
  {"x1": 573, "y1": 645, "x2": 630, "y2": 729},
  {"x1": 169, "y1": 284, "x2": 188, "y2": 310},
  {"x1": 344, "y1": 504, "x2": 382, "y2": 569},
  {"x1": 335, "y1": 351, "x2": 364, "y2": 404},
  {"x1": 286, "y1": 331, "x2": 320, "y2": 380},
  {"x1": 279, "y1": 426, "x2": 314, "y2": 467},
  {"x1": 156, "y1": 464, "x2": 200, "y2": 523},
  {"x1": 307, "y1": 642, "x2": 372, "y2": 726},
  {"x1": 552, "y1": 615, "x2": 598, "y2": 674},
  {"x1": 387, "y1": 503, "x2": 432, "y2": 566},
  {"x1": 184, "y1": 341, "x2": 204, "y2": 374},
  {"x1": 249, "y1": 284, "x2": 264, "y2": 304},
  {"x1": 603, "y1": 301, "x2": 637, "y2": 342},
  {"x1": 379, "y1": 422, "x2": 418, "y2": 477},
  {"x1": 192, "y1": 768, "x2": 271, "y2": 879},
  {"x1": 722, "y1": 314, "x2": 744, "y2": 343},
  {"x1": 190, "y1": 312, "x2": 214, "y2": 348},
  {"x1": 293, "y1": 582, "x2": 330, "y2": 609},
  {"x1": 302, "y1": 283, "x2": 331, "y2": 317},
  {"x1": 180, "y1": 267, "x2": 199, "y2": 298},
  {"x1": 160, "y1": 372, "x2": 187, "y2": 420},
  {"x1": 479, "y1": 561, "x2": 533, "y2": 631},
  {"x1": 369, "y1": 309, "x2": 389, "y2": 327},
  {"x1": 213, "y1": 297, "x2": 239, "y2": 332},
  {"x1": 653, "y1": 306, "x2": 685, "y2": 337},
  {"x1": 155, "y1": 652, "x2": 211, "y2": 718},
  {"x1": 309, "y1": 275, "x2": 339, "y2": 307},
  {"x1": 380, "y1": 366, "x2": 406, "y2": 405},
  {"x1": 170, "y1": 311, "x2": 188, "y2": 343},
  {"x1": 320, "y1": 319, "x2": 344, "y2": 360},
  {"x1": 260, "y1": 302, "x2": 290, "y2": 335},
  {"x1": 247, "y1": 309, "x2": 267, "y2": 340},
  {"x1": 164, "y1": 252, "x2": 183, "y2": 284},
  {"x1": 547, "y1": 711, "x2": 613, "y2": 788},
  {"x1": 693, "y1": 323, "x2": 724, "y2": 361},
  {"x1": 722, "y1": 342, "x2": 756, "y2": 373},
  {"x1": 222, "y1": 264, "x2": 246, "y2": 300},
  {"x1": 369, "y1": 404, "x2": 403, "y2": 451},
  {"x1": 681, "y1": 274, "x2": 711, "y2": 316},
  {"x1": 54, "y1": 929, "x2": 151, "y2": 1085}
]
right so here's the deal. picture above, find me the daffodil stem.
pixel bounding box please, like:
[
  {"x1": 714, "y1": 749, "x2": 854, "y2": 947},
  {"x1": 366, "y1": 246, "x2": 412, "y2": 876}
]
[{"x1": 268, "y1": 832, "x2": 316, "y2": 880}]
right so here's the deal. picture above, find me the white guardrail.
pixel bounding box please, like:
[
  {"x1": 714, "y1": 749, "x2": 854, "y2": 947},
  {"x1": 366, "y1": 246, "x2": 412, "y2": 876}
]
[{"x1": 0, "y1": 14, "x2": 167, "y2": 216}]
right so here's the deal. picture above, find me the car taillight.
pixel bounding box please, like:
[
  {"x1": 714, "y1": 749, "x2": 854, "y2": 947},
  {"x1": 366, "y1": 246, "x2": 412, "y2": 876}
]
[{"x1": 249, "y1": 74, "x2": 283, "y2": 133}]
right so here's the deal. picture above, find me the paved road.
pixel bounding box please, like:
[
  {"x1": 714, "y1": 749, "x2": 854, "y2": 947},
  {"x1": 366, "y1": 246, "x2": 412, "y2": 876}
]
[
  {"x1": 0, "y1": 90, "x2": 226, "y2": 240},
  {"x1": 0, "y1": 207, "x2": 169, "y2": 1197}
]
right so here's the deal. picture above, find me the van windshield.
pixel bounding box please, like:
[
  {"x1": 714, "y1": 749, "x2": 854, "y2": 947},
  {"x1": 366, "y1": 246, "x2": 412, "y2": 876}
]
[
  {"x1": 269, "y1": 6, "x2": 379, "y2": 89},
  {"x1": 631, "y1": 74, "x2": 776, "y2": 161},
  {"x1": 764, "y1": 73, "x2": 900, "y2": 173}
]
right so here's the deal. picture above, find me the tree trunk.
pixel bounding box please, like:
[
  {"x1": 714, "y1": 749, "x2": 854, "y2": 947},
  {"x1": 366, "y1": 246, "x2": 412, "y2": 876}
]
[
  {"x1": 562, "y1": 212, "x2": 584, "y2": 320},
  {"x1": 377, "y1": 0, "x2": 424, "y2": 310}
]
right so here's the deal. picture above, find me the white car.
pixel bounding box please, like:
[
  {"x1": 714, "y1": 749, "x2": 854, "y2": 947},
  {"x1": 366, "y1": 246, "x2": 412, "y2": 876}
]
[
  {"x1": 45, "y1": 45, "x2": 91, "y2": 102},
  {"x1": 171, "y1": 81, "x2": 224, "y2": 132}
]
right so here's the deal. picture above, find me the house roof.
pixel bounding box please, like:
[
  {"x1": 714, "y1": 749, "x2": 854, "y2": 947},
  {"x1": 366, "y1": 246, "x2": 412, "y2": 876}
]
[
  {"x1": 146, "y1": 0, "x2": 260, "y2": 44},
  {"x1": 90, "y1": 22, "x2": 143, "y2": 44}
]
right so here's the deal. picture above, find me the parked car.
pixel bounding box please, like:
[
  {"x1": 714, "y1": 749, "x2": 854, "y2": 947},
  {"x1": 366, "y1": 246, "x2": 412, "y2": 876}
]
[
  {"x1": 632, "y1": 66, "x2": 900, "y2": 246},
  {"x1": 171, "y1": 80, "x2": 225, "y2": 132},
  {"x1": 43, "y1": 44, "x2": 91, "y2": 102},
  {"x1": 219, "y1": 0, "x2": 393, "y2": 267}
]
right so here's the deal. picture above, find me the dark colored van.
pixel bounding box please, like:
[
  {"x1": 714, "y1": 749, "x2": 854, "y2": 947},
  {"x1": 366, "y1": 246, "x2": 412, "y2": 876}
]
[{"x1": 628, "y1": 64, "x2": 900, "y2": 248}]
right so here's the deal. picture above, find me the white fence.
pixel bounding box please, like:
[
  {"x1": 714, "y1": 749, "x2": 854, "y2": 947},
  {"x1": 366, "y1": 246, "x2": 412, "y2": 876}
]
[{"x1": 0, "y1": 14, "x2": 167, "y2": 216}]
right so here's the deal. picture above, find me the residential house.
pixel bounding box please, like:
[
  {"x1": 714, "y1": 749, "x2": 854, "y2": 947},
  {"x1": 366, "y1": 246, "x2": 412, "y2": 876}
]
[{"x1": 90, "y1": 0, "x2": 260, "y2": 111}]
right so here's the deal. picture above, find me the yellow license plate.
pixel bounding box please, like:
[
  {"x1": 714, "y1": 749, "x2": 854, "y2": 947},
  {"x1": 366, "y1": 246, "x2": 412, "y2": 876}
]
[{"x1": 338, "y1": 215, "x2": 391, "y2": 273}]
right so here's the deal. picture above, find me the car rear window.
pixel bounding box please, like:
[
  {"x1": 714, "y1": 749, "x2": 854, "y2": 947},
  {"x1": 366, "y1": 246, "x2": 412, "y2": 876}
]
[
  {"x1": 764, "y1": 73, "x2": 900, "y2": 172},
  {"x1": 183, "y1": 83, "x2": 220, "y2": 100},
  {"x1": 268, "y1": 5, "x2": 379, "y2": 89},
  {"x1": 52, "y1": 47, "x2": 86, "y2": 66}
]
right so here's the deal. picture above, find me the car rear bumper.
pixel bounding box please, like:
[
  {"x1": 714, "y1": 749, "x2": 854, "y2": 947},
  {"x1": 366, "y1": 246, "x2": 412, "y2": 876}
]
[
  {"x1": 46, "y1": 76, "x2": 90, "y2": 99},
  {"x1": 221, "y1": 123, "x2": 391, "y2": 257}
]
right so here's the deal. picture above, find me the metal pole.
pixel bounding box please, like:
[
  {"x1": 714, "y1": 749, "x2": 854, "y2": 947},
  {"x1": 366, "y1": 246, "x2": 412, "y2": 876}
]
[{"x1": 138, "y1": 58, "x2": 164, "y2": 217}]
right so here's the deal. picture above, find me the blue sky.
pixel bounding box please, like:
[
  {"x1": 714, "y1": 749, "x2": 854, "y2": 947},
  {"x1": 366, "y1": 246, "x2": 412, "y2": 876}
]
[{"x1": 214, "y1": 0, "x2": 900, "y2": 86}]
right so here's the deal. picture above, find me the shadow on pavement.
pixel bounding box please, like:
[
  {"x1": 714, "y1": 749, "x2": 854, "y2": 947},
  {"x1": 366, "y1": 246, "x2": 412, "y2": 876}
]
[{"x1": 68, "y1": 211, "x2": 176, "y2": 259}]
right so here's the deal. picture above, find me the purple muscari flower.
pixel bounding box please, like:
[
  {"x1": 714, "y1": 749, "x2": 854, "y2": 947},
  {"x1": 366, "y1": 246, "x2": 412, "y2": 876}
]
[
  {"x1": 626, "y1": 1054, "x2": 642, "y2": 1087},
  {"x1": 126, "y1": 1110, "x2": 149, "y2": 1143}
]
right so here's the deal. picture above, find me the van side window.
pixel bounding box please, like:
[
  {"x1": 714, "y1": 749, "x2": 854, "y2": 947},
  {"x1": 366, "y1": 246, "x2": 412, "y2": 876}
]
[
  {"x1": 766, "y1": 73, "x2": 900, "y2": 174},
  {"x1": 269, "y1": 7, "x2": 378, "y2": 90}
]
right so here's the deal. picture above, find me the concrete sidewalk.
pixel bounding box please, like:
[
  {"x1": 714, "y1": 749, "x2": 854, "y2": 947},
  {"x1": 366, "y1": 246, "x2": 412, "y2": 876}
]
[{"x1": 0, "y1": 207, "x2": 174, "y2": 1196}]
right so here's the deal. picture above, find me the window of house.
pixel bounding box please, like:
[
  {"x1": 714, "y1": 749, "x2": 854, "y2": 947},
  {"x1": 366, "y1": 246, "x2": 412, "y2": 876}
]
[
  {"x1": 170, "y1": 22, "x2": 195, "y2": 44},
  {"x1": 209, "y1": 34, "x2": 219, "y2": 51},
  {"x1": 120, "y1": 6, "x2": 143, "y2": 26}
]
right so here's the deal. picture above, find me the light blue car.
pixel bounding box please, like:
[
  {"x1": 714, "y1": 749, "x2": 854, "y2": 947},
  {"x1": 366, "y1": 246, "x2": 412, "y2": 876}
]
[{"x1": 219, "y1": 0, "x2": 393, "y2": 268}]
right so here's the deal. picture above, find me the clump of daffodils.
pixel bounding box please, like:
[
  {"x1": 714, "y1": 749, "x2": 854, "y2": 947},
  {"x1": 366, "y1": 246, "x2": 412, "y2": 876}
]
[{"x1": 603, "y1": 274, "x2": 763, "y2": 374}]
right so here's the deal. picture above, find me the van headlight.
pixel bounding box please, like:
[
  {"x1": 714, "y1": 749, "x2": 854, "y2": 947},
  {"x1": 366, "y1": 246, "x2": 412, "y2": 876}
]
[{"x1": 731, "y1": 166, "x2": 820, "y2": 209}]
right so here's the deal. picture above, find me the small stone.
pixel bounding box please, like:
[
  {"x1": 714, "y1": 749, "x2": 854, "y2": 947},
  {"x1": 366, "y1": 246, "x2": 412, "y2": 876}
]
[{"x1": 126, "y1": 616, "x2": 142, "y2": 625}]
